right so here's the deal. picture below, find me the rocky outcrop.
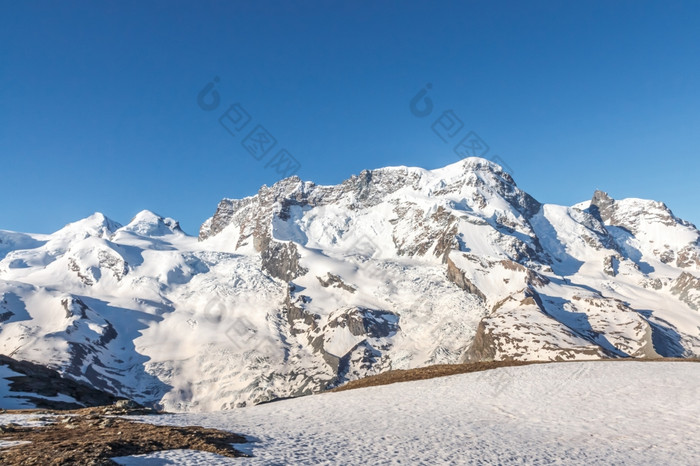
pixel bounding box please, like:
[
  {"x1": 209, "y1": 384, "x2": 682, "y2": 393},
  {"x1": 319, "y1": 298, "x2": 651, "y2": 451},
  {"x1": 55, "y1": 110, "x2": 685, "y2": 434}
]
[
  {"x1": 391, "y1": 205, "x2": 460, "y2": 258},
  {"x1": 325, "y1": 308, "x2": 399, "y2": 339},
  {"x1": 446, "y1": 257, "x2": 486, "y2": 301},
  {"x1": 604, "y1": 255, "x2": 619, "y2": 277},
  {"x1": 284, "y1": 285, "x2": 317, "y2": 334},
  {"x1": 97, "y1": 251, "x2": 128, "y2": 281},
  {"x1": 589, "y1": 190, "x2": 684, "y2": 235},
  {"x1": 462, "y1": 320, "x2": 497, "y2": 361},
  {"x1": 61, "y1": 296, "x2": 88, "y2": 319},
  {"x1": 299, "y1": 306, "x2": 399, "y2": 378},
  {"x1": 589, "y1": 190, "x2": 616, "y2": 224},
  {"x1": 670, "y1": 272, "x2": 700, "y2": 311},
  {"x1": 260, "y1": 239, "x2": 307, "y2": 282},
  {"x1": 317, "y1": 273, "x2": 356, "y2": 293},
  {"x1": 463, "y1": 288, "x2": 664, "y2": 362},
  {"x1": 0, "y1": 354, "x2": 120, "y2": 409},
  {"x1": 67, "y1": 258, "x2": 95, "y2": 286},
  {"x1": 677, "y1": 244, "x2": 700, "y2": 269}
]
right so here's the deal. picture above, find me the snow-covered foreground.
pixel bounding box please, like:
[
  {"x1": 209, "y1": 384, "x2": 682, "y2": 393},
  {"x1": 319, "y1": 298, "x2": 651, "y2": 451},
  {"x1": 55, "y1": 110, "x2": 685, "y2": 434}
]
[{"x1": 115, "y1": 361, "x2": 700, "y2": 465}]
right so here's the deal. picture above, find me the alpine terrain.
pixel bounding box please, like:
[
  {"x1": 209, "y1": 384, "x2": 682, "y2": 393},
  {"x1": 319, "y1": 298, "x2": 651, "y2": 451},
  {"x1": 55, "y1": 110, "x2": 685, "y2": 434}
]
[{"x1": 1, "y1": 157, "x2": 699, "y2": 411}]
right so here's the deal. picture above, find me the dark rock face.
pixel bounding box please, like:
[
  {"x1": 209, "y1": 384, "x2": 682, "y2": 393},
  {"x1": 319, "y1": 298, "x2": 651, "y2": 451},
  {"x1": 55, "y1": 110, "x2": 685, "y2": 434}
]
[
  {"x1": 462, "y1": 287, "x2": 668, "y2": 362},
  {"x1": 604, "y1": 255, "x2": 619, "y2": 277},
  {"x1": 199, "y1": 198, "x2": 250, "y2": 241},
  {"x1": 286, "y1": 302, "x2": 399, "y2": 380},
  {"x1": 336, "y1": 340, "x2": 385, "y2": 384},
  {"x1": 317, "y1": 273, "x2": 356, "y2": 293},
  {"x1": 284, "y1": 286, "x2": 317, "y2": 334},
  {"x1": 260, "y1": 239, "x2": 307, "y2": 282},
  {"x1": 462, "y1": 320, "x2": 497, "y2": 361},
  {"x1": 326, "y1": 308, "x2": 399, "y2": 339},
  {"x1": 61, "y1": 297, "x2": 88, "y2": 319},
  {"x1": 0, "y1": 294, "x2": 15, "y2": 323},
  {"x1": 0, "y1": 354, "x2": 120, "y2": 409},
  {"x1": 589, "y1": 190, "x2": 616, "y2": 223},
  {"x1": 589, "y1": 190, "x2": 681, "y2": 235},
  {"x1": 446, "y1": 257, "x2": 486, "y2": 301},
  {"x1": 525, "y1": 269, "x2": 550, "y2": 287}
]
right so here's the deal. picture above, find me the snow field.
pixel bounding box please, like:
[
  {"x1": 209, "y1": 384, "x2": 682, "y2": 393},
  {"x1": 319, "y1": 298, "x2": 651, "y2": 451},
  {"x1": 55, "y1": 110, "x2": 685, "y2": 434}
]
[{"x1": 115, "y1": 361, "x2": 700, "y2": 465}]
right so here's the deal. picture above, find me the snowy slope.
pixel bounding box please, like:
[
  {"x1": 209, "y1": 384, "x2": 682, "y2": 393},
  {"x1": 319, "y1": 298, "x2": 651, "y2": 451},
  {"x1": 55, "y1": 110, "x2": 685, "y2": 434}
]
[
  {"x1": 1, "y1": 157, "x2": 700, "y2": 411},
  {"x1": 113, "y1": 361, "x2": 700, "y2": 465}
]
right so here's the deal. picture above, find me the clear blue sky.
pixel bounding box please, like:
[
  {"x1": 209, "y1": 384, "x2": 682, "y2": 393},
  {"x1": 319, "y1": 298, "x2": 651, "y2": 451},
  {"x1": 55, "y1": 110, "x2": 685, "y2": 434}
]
[{"x1": 2, "y1": 0, "x2": 699, "y2": 235}]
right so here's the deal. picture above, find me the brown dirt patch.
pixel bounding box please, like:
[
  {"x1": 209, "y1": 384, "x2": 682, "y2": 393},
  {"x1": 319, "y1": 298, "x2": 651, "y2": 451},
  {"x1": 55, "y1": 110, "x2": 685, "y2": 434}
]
[
  {"x1": 0, "y1": 415, "x2": 248, "y2": 465},
  {"x1": 331, "y1": 358, "x2": 700, "y2": 393}
]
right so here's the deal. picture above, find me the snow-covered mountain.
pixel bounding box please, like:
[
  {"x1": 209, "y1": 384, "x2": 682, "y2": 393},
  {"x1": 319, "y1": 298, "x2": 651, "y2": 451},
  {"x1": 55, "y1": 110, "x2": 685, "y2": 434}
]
[{"x1": 1, "y1": 157, "x2": 699, "y2": 411}]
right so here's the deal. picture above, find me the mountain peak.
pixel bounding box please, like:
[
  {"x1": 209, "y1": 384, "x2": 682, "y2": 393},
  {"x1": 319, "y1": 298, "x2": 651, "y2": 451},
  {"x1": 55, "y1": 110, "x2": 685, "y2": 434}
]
[
  {"x1": 120, "y1": 210, "x2": 183, "y2": 237},
  {"x1": 54, "y1": 212, "x2": 122, "y2": 239},
  {"x1": 589, "y1": 190, "x2": 615, "y2": 222}
]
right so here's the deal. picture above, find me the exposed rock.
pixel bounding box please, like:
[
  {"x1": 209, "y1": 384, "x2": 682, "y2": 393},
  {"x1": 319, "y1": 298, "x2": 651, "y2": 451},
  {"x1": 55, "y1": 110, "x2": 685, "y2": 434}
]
[
  {"x1": 640, "y1": 277, "x2": 664, "y2": 290},
  {"x1": 317, "y1": 273, "x2": 356, "y2": 293},
  {"x1": 392, "y1": 205, "x2": 459, "y2": 258},
  {"x1": 97, "y1": 250, "x2": 128, "y2": 280},
  {"x1": 462, "y1": 320, "x2": 497, "y2": 361},
  {"x1": 0, "y1": 354, "x2": 120, "y2": 409},
  {"x1": 61, "y1": 296, "x2": 88, "y2": 319},
  {"x1": 67, "y1": 258, "x2": 95, "y2": 286},
  {"x1": 0, "y1": 415, "x2": 247, "y2": 465},
  {"x1": 589, "y1": 190, "x2": 684, "y2": 235},
  {"x1": 604, "y1": 255, "x2": 619, "y2": 277},
  {"x1": 462, "y1": 288, "x2": 661, "y2": 362},
  {"x1": 525, "y1": 269, "x2": 550, "y2": 287},
  {"x1": 589, "y1": 190, "x2": 616, "y2": 224},
  {"x1": 260, "y1": 239, "x2": 307, "y2": 282},
  {"x1": 446, "y1": 257, "x2": 486, "y2": 301},
  {"x1": 325, "y1": 308, "x2": 399, "y2": 339},
  {"x1": 670, "y1": 272, "x2": 700, "y2": 311},
  {"x1": 284, "y1": 285, "x2": 317, "y2": 334},
  {"x1": 300, "y1": 307, "x2": 399, "y2": 379},
  {"x1": 677, "y1": 244, "x2": 700, "y2": 268}
]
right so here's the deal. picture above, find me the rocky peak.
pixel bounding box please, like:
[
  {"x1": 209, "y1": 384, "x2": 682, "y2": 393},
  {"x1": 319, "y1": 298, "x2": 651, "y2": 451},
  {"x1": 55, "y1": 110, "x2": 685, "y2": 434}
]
[
  {"x1": 199, "y1": 158, "x2": 541, "y2": 243},
  {"x1": 589, "y1": 190, "x2": 615, "y2": 223},
  {"x1": 588, "y1": 190, "x2": 686, "y2": 235},
  {"x1": 436, "y1": 158, "x2": 541, "y2": 219}
]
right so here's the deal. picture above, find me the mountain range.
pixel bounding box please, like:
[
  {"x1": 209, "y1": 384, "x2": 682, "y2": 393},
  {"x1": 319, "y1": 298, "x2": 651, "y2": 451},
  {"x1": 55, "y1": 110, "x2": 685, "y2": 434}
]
[{"x1": 1, "y1": 157, "x2": 699, "y2": 411}]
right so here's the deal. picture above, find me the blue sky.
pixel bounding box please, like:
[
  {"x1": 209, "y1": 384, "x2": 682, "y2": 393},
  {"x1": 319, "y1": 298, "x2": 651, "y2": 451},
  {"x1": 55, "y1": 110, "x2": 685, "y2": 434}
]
[{"x1": 1, "y1": 0, "x2": 699, "y2": 235}]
